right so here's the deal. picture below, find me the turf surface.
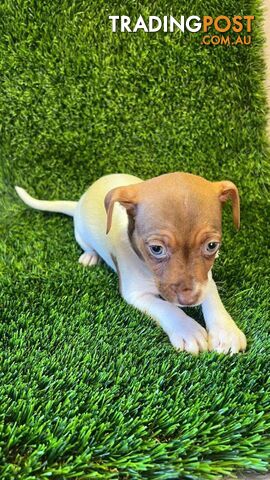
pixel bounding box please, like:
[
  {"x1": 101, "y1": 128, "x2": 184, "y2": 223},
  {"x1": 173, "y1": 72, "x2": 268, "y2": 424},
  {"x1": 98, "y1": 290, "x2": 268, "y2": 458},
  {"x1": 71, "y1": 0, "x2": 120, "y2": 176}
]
[{"x1": 1, "y1": 1, "x2": 270, "y2": 479}]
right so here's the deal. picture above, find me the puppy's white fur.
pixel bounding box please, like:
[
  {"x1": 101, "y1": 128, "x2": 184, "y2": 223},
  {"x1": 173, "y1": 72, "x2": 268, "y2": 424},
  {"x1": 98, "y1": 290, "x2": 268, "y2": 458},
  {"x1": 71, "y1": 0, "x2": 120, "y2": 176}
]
[{"x1": 15, "y1": 174, "x2": 246, "y2": 355}]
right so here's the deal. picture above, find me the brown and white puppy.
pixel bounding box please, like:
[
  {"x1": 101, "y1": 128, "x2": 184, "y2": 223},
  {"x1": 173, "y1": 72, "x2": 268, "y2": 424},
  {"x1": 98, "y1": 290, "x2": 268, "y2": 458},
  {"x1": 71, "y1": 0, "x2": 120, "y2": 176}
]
[{"x1": 15, "y1": 172, "x2": 247, "y2": 354}]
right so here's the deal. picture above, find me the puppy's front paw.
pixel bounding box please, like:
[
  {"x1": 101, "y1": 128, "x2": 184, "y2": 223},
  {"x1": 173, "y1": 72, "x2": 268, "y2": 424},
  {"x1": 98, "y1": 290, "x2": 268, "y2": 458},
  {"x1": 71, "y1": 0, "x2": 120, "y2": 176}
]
[
  {"x1": 169, "y1": 318, "x2": 208, "y2": 355},
  {"x1": 208, "y1": 317, "x2": 247, "y2": 354}
]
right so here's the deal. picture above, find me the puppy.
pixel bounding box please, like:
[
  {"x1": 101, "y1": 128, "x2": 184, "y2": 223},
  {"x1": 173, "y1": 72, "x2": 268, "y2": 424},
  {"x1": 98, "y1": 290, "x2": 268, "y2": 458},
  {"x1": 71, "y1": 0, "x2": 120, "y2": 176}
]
[{"x1": 15, "y1": 172, "x2": 247, "y2": 354}]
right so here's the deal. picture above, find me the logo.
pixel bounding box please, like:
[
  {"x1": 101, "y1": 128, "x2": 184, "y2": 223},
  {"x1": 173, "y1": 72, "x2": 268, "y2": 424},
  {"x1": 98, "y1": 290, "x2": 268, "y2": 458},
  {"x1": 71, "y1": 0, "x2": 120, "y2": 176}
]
[{"x1": 109, "y1": 15, "x2": 254, "y2": 46}]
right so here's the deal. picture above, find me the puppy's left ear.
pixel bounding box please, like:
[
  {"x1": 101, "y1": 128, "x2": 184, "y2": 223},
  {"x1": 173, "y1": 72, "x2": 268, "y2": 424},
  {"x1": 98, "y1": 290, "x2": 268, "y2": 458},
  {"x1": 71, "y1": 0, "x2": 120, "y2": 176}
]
[
  {"x1": 104, "y1": 184, "x2": 139, "y2": 234},
  {"x1": 217, "y1": 181, "x2": 240, "y2": 230}
]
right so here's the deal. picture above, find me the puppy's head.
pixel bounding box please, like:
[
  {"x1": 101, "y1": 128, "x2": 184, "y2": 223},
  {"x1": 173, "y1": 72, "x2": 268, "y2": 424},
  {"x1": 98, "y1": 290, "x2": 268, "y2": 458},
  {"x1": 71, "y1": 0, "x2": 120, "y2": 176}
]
[{"x1": 105, "y1": 173, "x2": 240, "y2": 307}]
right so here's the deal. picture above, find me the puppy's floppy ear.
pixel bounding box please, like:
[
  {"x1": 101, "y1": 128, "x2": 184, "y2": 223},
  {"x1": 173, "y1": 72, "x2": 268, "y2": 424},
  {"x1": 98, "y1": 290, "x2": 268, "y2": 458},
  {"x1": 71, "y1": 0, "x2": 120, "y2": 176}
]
[
  {"x1": 217, "y1": 180, "x2": 240, "y2": 230},
  {"x1": 104, "y1": 185, "x2": 139, "y2": 234}
]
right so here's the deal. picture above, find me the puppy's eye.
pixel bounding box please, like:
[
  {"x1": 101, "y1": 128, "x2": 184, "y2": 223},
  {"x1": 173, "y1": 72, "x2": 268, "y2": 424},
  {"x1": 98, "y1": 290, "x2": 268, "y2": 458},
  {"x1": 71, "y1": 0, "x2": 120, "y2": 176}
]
[
  {"x1": 204, "y1": 241, "x2": 220, "y2": 256},
  {"x1": 148, "y1": 245, "x2": 167, "y2": 258}
]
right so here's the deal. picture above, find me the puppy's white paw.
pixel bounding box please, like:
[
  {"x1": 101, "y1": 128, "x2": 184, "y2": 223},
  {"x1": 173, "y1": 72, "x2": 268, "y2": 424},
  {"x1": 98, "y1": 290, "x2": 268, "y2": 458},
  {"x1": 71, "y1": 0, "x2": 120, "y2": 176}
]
[
  {"x1": 78, "y1": 251, "x2": 100, "y2": 267},
  {"x1": 208, "y1": 317, "x2": 247, "y2": 354},
  {"x1": 169, "y1": 318, "x2": 208, "y2": 355}
]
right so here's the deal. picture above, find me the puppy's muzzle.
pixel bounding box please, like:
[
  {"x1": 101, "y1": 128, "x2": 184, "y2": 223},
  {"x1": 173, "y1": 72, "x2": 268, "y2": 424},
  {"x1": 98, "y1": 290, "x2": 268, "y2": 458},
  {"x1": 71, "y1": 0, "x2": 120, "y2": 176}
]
[
  {"x1": 177, "y1": 290, "x2": 200, "y2": 307},
  {"x1": 171, "y1": 281, "x2": 207, "y2": 307}
]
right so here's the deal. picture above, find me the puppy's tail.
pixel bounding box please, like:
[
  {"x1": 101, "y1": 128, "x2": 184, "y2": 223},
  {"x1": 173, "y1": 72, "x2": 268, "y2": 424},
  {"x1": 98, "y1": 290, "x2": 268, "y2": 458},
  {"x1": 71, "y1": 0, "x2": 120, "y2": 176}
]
[{"x1": 15, "y1": 186, "x2": 77, "y2": 217}]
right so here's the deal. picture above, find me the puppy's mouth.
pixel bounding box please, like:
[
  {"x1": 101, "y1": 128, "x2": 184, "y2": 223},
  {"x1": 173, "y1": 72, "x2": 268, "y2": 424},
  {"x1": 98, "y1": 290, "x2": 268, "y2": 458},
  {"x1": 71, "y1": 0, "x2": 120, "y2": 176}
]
[
  {"x1": 175, "y1": 300, "x2": 201, "y2": 308},
  {"x1": 159, "y1": 289, "x2": 207, "y2": 307},
  {"x1": 167, "y1": 298, "x2": 204, "y2": 308},
  {"x1": 159, "y1": 295, "x2": 199, "y2": 308}
]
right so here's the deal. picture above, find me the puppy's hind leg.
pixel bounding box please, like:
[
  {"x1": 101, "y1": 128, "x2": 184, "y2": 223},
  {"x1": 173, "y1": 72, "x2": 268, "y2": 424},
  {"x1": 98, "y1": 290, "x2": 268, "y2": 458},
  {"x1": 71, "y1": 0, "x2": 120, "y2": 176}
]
[
  {"x1": 75, "y1": 230, "x2": 101, "y2": 268},
  {"x1": 78, "y1": 251, "x2": 101, "y2": 267}
]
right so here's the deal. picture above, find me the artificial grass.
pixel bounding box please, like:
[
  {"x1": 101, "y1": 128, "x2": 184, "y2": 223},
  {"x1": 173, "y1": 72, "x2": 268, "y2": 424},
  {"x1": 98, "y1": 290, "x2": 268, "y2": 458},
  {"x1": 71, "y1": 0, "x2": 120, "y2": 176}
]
[{"x1": 0, "y1": 0, "x2": 270, "y2": 478}]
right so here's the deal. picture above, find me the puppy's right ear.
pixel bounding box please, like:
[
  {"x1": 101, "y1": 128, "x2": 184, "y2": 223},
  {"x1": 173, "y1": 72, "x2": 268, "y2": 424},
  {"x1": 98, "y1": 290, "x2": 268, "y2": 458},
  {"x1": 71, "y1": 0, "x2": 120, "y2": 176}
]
[
  {"x1": 104, "y1": 185, "x2": 139, "y2": 234},
  {"x1": 218, "y1": 181, "x2": 240, "y2": 230}
]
